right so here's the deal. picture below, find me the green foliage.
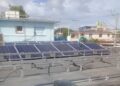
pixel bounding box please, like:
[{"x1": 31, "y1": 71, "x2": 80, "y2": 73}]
[
  {"x1": 79, "y1": 36, "x2": 87, "y2": 42},
  {"x1": 9, "y1": 5, "x2": 28, "y2": 18},
  {"x1": 55, "y1": 28, "x2": 73, "y2": 39}
]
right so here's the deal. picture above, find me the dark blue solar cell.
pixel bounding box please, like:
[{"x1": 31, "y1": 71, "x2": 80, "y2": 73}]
[
  {"x1": 84, "y1": 43, "x2": 104, "y2": 49},
  {"x1": 52, "y1": 41, "x2": 63, "y2": 45},
  {"x1": 4, "y1": 55, "x2": 20, "y2": 61},
  {"x1": 80, "y1": 50, "x2": 93, "y2": 56},
  {"x1": 15, "y1": 42, "x2": 28, "y2": 45},
  {"x1": 95, "y1": 50, "x2": 110, "y2": 55},
  {"x1": 0, "y1": 41, "x2": 109, "y2": 60},
  {"x1": 79, "y1": 43, "x2": 89, "y2": 50},
  {"x1": 63, "y1": 52, "x2": 75, "y2": 56},
  {"x1": 0, "y1": 46, "x2": 17, "y2": 53},
  {"x1": 5, "y1": 42, "x2": 14, "y2": 45},
  {"x1": 16, "y1": 45, "x2": 38, "y2": 53},
  {"x1": 53, "y1": 43, "x2": 74, "y2": 51},
  {"x1": 21, "y1": 54, "x2": 26, "y2": 58},
  {"x1": 28, "y1": 41, "x2": 40, "y2": 44},
  {"x1": 10, "y1": 55, "x2": 20, "y2": 59},
  {"x1": 36, "y1": 44, "x2": 58, "y2": 52},
  {"x1": 62, "y1": 41, "x2": 78, "y2": 44},
  {"x1": 69, "y1": 42, "x2": 89, "y2": 50},
  {"x1": 40, "y1": 41, "x2": 53, "y2": 44},
  {"x1": 31, "y1": 54, "x2": 42, "y2": 58}
]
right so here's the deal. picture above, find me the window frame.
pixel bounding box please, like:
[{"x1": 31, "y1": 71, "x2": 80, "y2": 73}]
[
  {"x1": 99, "y1": 34, "x2": 102, "y2": 37},
  {"x1": 89, "y1": 34, "x2": 92, "y2": 38},
  {"x1": 16, "y1": 26, "x2": 24, "y2": 34},
  {"x1": 34, "y1": 27, "x2": 46, "y2": 36},
  {"x1": 107, "y1": 34, "x2": 110, "y2": 37}
]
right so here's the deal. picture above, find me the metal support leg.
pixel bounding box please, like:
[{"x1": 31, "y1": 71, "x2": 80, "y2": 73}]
[
  {"x1": 101, "y1": 52, "x2": 103, "y2": 56},
  {"x1": 116, "y1": 62, "x2": 120, "y2": 69},
  {"x1": 88, "y1": 77, "x2": 92, "y2": 83},
  {"x1": 80, "y1": 65, "x2": 82, "y2": 71},
  {"x1": 66, "y1": 67, "x2": 70, "y2": 72},
  {"x1": 105, "y1": 75, "x2": 109, "y2": 80},
  {"x1": 20, "y1": 68, "x2": 24, "y2": 78}
]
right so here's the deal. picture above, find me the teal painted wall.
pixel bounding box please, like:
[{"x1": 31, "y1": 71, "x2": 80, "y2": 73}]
[{"x1": 0, "y1": 19, "x2": 55, "y2": 42}]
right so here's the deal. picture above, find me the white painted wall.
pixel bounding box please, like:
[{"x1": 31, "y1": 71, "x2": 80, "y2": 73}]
[
  {"x1": 70, "y1": 34, "x2": 114, "y2": 42},
  {"x1": 5, "y1": 11, "x2": 20, "y2": 19}
]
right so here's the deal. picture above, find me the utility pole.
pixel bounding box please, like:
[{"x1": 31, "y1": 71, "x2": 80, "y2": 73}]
[
  {"x1": 111, "y1": 11, "x2": 119, "y2": 47},
  {"x1": 68, "y1": 27, "x2": 70, "y2": 36},
  {"x1": 114, "y1": 14, "x2": 119, "y2": 47},
  {"x1": 67, "y1": 26, "x2": 70, "y2": 41}
]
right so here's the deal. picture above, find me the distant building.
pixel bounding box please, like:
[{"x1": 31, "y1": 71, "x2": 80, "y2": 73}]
[
  {"x1": 70, "y1": 26, "x2": 114, "y2": 43},
  {"x1": 0, "y1": 18, "x2": 56, "y2": 42},
  {"x1": 79, "y1": 26, "x2": 96, "y2": 31},
  {"x1": 5, "y1": 11, "x2": 20, "y2": 19}
]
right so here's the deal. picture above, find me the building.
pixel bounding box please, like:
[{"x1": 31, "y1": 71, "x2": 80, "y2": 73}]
[
  {"x1": 5, "y1": 11, "x2": 20, "y2": 19},
  {"x1": 0, "y1": 18, "x2": 56, "y2": 42},
  {"x1": 70, "y1": 26, "x2": 114, "y2": 43}
]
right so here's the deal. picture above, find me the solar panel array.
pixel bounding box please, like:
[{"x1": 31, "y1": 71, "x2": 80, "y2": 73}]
[{"x1": 0, "y1": 41, "x2": 109, "y2": 61}]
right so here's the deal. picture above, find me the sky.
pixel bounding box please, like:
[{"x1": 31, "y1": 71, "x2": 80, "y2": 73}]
[{"x1": 0, "y1": 0, "x2": 120, "y2": 29}]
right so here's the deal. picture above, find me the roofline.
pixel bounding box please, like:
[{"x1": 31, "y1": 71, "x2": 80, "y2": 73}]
[
  {"x1": 71, "y1": 31, "x2": 113, "y2": 35},
  {"x1": 0, "y1": 18, "x2": 58, "y2": 23}
]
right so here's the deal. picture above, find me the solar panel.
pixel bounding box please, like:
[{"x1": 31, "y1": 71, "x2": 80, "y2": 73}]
[
  {"x1": 53, "y1": 43, "x2": 78, "y2": 56},
  {"x1": 28, "y1": 41, "x2": 40, "y2": 45},
  {"x1": 15, "y1": 42, "x2": 28, "y2": 45},
  {"x1": 84, "y1": 43, "x2": 104, "y2": 49},
  {"x1": 4, "y1": 55, "x2": 20, "y2": 61},
  {"x1": 53, "y1": 43, "x2": 74, "y2": 51},
  {"x1": 69, "y1": 42, "x2": 89, "y2": 50},
  {"x1": 94, "y1": 49, "x2": 110, "y2": 55},
  {"x1": 31, "y1": 54, "x2": 42, "y2": 59},
  {"x1": 39, "y1": 41, "x2": 51, "y2": 44},
  {"x1": 35, "y1": 44, "x2": 62, "y2": 57},
  {"x1": 84, "y1": 43, "x2": 109, "y2": 55},
  {"x1": 0, "y1": 41, "x2": 109, "y2": 61},
  {"x1": 69, "y1": 42, "x2": 93, "y2": 55},
  {"x1": 5, "y1": 42, "x2": 15, "y2": 45},
  {"x1": 0, "y1": 46, "x2": 17, "y2": 53},
  {"x1": 36, "y1": 44, "x2": 58, "y2": 52},
  {"x1": 52, "y1": 41, "x2": 63, "y2": 45},
  {"x1": 16, "y1": 45, "x2": 38, "y2": 53}
]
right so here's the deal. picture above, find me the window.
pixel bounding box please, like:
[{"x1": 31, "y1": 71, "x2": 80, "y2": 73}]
[
  {"x1": 34, "y1": 27, "x2": 46, "y2": 36},
  {"x1": 81, "y1": 33, "x2": 84, "y2": 36},
  {"x1": 99, "y1": 34, "x2": 102, "y2": 37},
  {"x1": 89, "y1": 34, "x2": 92, "y2": 38},
  {"x1": 71, "y1": 34, "x2": 75, "y2": 38},
  {"x1": 107, "y1": 34, "x2": 110, "y2": 37},
  {"x1": 112, "y1": 34, "x2": 114, "y2": 38},
  {"x1": 16, "y1": 26, "x2": 24, "y2": 34}
]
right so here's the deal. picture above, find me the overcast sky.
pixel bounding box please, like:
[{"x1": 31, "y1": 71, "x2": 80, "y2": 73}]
[{"x1": 0, "y1": 0, "x2": 120, "y2": 29}]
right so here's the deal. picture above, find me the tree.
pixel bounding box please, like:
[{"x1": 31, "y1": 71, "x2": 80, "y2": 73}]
[
  {"x1": 9, "y1": 5, "x2": 28, "y2": 18},
  {"x1": 79, "y1": 36, "x2": 87, "y2": 42},
  {"x1": 54, "y1": 27, "x2": 73, "y2": 39}
]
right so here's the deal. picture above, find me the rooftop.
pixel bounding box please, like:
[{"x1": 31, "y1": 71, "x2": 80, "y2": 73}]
[{"x1": 0, "y1": 18, "x2": 58, "y2": 23}]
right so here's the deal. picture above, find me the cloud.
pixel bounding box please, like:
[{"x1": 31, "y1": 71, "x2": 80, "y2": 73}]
[
  {"x1": 0, "y1": 0, "x2": 120, "y2": 28},
  {"x1": 0, "y1": 0, "x2": 9, "y2": 12}
]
